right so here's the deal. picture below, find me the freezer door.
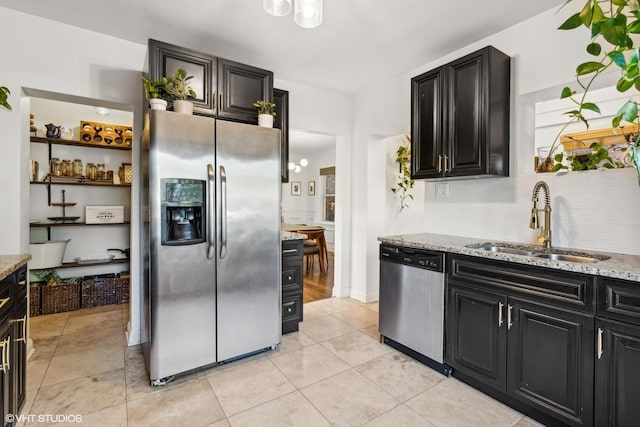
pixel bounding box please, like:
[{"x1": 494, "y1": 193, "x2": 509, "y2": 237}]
[
  {"x1": 148, "y1": 110, "x2": 217, "y2": 380},
  {"x1": 216, "y1": 120, "x2": 281, "y2": 361}
]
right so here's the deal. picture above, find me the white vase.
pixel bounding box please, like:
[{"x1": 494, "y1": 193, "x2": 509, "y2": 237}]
[
  {"x1": 258, "y1": 114, "x2": 274, "y2": 128},
  {"x1": 149, "y1": 98, "x2": 168, "y2": 111},
  {"x1": 173, "y1": 100, "x2": 194, "y2": 115}
]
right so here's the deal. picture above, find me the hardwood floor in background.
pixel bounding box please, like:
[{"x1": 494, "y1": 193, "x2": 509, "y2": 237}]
[{"x1": 303, "y1": 251, "x2": 334, "y2": 303}]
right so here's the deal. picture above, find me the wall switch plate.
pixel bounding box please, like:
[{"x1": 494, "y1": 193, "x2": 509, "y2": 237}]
[{"x1": 435, "y1": 183, "x2": 450, "y2": 198}]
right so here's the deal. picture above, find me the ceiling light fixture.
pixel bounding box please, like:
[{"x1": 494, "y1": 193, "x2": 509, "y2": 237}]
[
  {"x1": 263, "y1": 0, "x2": 323, "y2": 29},
  {"x1": 263, "y1": 0, "x2": 291, "y2": 17},
  {"x1": 288, "y1": 158, "x2": 308, "y2": 173},
  {"x1": 294, "y1": 0, "x2": 323, "y2": 29}
]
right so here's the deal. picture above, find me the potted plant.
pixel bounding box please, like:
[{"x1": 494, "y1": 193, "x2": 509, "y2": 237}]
[
  {"x1": 164, "y1": 68, "x2": 197, "y2": 115},
  {"x1": 141, "y1": 76, "x2": 167, "y2": 111},
  {"x1": 253, "y1": 100, "x2": 276, "y2": 128},
  {"x1": 390, "y1": 134, "x2": 415, "y2": 211},
  {"x1": 0, "y1": 85, "x2": 11, "y2": 111},
  {"x1": 558, "y1": 0, "x2": 640, "y2": 185}
]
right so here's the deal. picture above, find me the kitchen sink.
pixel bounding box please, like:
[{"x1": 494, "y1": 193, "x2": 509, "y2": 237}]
[
  {"x1": 467, "y1": 242, "x2": 611, "y2": 263},
  {"x1": 475, "y1": 245, "x2": 535, "y2": 256}
]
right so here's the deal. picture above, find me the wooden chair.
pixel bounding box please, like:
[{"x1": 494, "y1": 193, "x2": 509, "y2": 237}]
[{"x1": 302, "y1": 229, "x2": 328, "y2": 275}]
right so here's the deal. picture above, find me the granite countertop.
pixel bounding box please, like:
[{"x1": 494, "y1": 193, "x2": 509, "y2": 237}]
[
  {"x1": 281, "y1": 231, "x2": 306, "y2": 241},
  {"x1": 378, "y1": 233, "x2": 640, "y2": 282},
  {"x1": 0, "y1": 254, "x2": 31, "y2": 281}
]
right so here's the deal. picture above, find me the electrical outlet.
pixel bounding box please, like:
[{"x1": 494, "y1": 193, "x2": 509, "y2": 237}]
[{"x1": 435, "y1": 183, "x2": 450, "y2": 198}]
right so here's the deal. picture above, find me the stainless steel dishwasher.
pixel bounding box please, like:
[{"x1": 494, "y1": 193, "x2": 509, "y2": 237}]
[{"x1": 379, "y1": 244, "x2": 451, "y2": 375}]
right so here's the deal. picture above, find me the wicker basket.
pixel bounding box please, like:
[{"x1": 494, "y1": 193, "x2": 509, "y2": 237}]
[
  {"x1": 81, "y1": 274, "x2": 129, "y2": 308},
  {"x1": 41, "y1": 279, "x2": 81, "y2": 315},
  {"x1": 29, "y1": 283, "x2": 42, "y2": 317}
]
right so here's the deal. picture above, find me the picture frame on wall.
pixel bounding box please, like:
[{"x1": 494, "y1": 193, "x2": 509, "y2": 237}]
[
  {"x1": 308, "y1": 181, "x2": 315, "y2": 196},
  {"x1": 291, "y1": 181, "x2": 301, "y2": 196}
]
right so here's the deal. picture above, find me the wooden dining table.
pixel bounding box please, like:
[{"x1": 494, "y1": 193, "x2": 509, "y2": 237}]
[{"x1": 282, "y1": 223, "x2": 329, "y2": 274}]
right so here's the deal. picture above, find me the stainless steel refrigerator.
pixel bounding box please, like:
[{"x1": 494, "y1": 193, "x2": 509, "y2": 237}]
[{"x1": 141, "y1": 110, "x2": 281, "y2": 384}]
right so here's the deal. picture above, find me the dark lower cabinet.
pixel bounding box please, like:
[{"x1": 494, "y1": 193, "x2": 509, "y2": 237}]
[
  {"x1": 0, "y1": 325, "x2": 11, "y2": 427},
  {"x1": 282, "y1": 240, "x2": 303, "y2": 334},
  {"x1": 447, "y1": 255, "x2": 595, "y2": 427},
  {"x1": 11, "y1": 267, "x2": 27, "y2": 420},
  {"x1": 508, "y1": 297, "x2": 594, "y2": 426},
  {"x1": 447, "y1": 283, "x2": 507, "y2": 391},
  {"x1": 0, "y1": 264, "x2": 27, "y2": 427},
  {"x1": 594, "y1": 318, "x2": 640, "y2": 427},
  {"x1": 595, "y1": 276, "x2": 640, "y2": 427}
]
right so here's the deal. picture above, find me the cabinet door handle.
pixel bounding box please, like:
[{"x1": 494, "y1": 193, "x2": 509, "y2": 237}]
[
  {"x1": 507, "y1": 304, "x2": 513, "y2": 330},
  {"x1": 443, "y1": 155, "x2": 449, "y2": 173},
  {"x1": 219, "y1": 94, "x2": 223, "y2": 111},
  {"x1": 498, "y1": 302, "x2": 504, "y2": 327},
  {"x1": 14, "y1": 316, "x2": 26, "y2": 343},
  {"x1": 0, "y1": 336, "x2": 9, "y2": 373},
  {"x1": 597, "y1": 328, "x2": 604, "y2": 360},
  {"x1": 283, "y1": 249, "x2": 298, "y2": 255},
  {"x1": 438, "y1": 155, "x2": 443, "y2": 173},
  {"x1": 0, "y1": 297, "x2": 10, "y2": 311}
]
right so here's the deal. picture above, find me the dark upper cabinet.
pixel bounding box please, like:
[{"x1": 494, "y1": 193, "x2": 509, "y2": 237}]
[
  {"x1": 148, "y1": 40, "x2": 273, "y2": 123},
  {"x1": 273, "y1": 88, "x2": 290, "y2": 183},
  {"x1": 217, "y1": 58, "x2": 273, "y2": 123},
  {"x1": 148, "y1": 39, "x2": 217, "y2": 116},
  {"x1": 411, "y1": 46, "x2": 510, "y2": 179}
]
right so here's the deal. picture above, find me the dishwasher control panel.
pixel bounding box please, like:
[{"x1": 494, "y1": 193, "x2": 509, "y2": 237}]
[{"x1": 380, "y1": 245, "x2": 444, "y2": 272}]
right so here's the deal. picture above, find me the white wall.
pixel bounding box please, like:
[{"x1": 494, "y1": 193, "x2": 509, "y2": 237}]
[{"x1": 351, "y1": 5, "x2": 640, "y2": 302}]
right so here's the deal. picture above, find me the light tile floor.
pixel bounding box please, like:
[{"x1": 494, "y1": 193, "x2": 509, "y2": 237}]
[{"x1": 21, "y1": 298, "x2": 545, "y2": 427}]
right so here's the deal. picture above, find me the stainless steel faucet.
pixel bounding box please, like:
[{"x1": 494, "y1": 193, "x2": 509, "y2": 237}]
[{"x1": 530, "y1": 181, "x2": 552, "y2": 249}]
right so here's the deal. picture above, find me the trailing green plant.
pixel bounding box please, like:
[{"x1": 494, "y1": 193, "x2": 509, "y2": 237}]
[
  {"x1": 557, "y1": 0, "x2": 640, "y2": 181},
  {"x1": 140, "y1": 75, "x2": 166, "y2": 100},
  {"x1": 163, "y1": 69, "x2": 196, "y2": 100},
  {"x1": 0, "y1": 86, "x2": 11, "y2": 111},
  {"x1": 253, "y1": 100, "x2": 276, "y2": 116},
  {"x1": 552, "y1": 142, "x2": 621, "y2": 171},
  {"x1": 391, "y1": 134, "x2": 415, "y2": 211}
]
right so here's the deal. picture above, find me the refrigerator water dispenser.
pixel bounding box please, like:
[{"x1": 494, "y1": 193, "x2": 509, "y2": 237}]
[{"x1": 161, "y1": 178, "x2": 205, "y2": 245}]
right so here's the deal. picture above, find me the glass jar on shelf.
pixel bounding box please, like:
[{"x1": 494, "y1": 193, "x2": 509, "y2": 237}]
[
  {"x1": 73, "y1": 159, "x2": 83, "y2": 177},
  {"x1": 62, "y1": 159, "x2": 74, "y2": 177},
  {"x1": 96, "y1": 162, "x2": 105, "y2": 180},
  {"x1": 85, "y1": 162, "x2": 97, "y2": 180},
  {"x1": 50, "y1": 158, "x2": 61, "y2": 176}
]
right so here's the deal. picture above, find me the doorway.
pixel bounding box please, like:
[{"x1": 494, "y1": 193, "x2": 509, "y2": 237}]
[{"x1": 282, "y1": 129, "x2": 336, "y2": 303}]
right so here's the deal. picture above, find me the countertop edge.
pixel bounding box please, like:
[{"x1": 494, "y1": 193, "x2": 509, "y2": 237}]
[
  {"x1": 281, "y1": 231, "x2": 306, "y2": 241},
  {"x1": 0, "y1": 254, "x2": 31, "y2": 281},
  {"x1": 378, "y1": 233, "x2": 640, "y2": 283}
]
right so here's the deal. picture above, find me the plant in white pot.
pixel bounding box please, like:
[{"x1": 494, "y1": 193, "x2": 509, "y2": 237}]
[
  {"x1": 253, "y1": 100, "x2": 276, "y2": 127},
  {"x1": 164, "y1": 69, "x2": 197, "y2": 115},
  {"x1": 141, "y1": 76, "x2": 167, "y2": 111}
]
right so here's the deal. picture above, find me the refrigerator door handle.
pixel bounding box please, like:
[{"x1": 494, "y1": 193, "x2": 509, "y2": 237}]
[
  {"x1": 206, "y1": 164, "x2": 215, "y2": 259},
  {"x1": 220, "y1": 165, "x2": 227, "y2": 259}
]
